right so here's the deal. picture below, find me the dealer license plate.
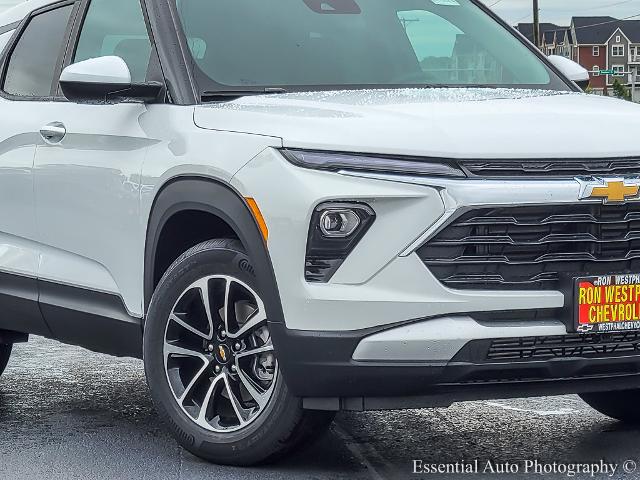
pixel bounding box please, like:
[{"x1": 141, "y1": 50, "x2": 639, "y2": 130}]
[{"x1": 576, "y1": 274, "x2": 640, "y2": 333}]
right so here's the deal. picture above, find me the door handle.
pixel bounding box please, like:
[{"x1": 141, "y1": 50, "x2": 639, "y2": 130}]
[{"x1": 40, "y1": 122, "x2": 66, "y2": 144}]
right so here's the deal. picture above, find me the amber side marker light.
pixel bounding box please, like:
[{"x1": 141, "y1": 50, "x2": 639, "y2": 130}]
[{"x1": 245, "y1": 197, "x2": 269, "y2": 242}]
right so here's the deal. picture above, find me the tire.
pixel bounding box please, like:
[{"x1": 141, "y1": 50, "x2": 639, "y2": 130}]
[
  {"x1": 580, "y1": 390, "x2": 640, "y2": 424},
  {"x1": 144, "y1": 239, "x2": 334, "y2": 466},
  {"x1": 0, "y1": 344, "x2": 11, "y2": 377}
]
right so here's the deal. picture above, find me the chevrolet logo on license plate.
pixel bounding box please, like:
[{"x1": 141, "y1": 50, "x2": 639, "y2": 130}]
[{"x1": 577, "y1": 178, "x2": 640, "y2": 204}]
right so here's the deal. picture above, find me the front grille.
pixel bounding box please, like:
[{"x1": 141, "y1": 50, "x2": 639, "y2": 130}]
[
  {"x1": 417, "y1": 203, "x2": 640, "y2": 290},
  {"x1": 487, "y1": 332, "x2": 640, "y2": 361},
  {"x1": 459, "y1": 158, "x2": 640, "y2": 178}
]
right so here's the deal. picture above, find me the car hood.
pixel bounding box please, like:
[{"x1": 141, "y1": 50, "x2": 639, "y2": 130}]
[{"x1": 194, "y1": 88, "x2": 640, "y2": 159}]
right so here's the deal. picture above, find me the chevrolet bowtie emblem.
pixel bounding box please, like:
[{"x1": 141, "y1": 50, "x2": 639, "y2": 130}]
[
  {"x1": 218, "y1": 345, "x2": 227, "y2": 362},
  {"x1": 578, "y1": 178, "x2": 640, "y2": 204}
]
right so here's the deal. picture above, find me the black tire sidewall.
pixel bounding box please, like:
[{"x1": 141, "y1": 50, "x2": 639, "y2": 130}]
[
  {"x1": 580, "y1": 390, "x2": 640, "y2": 423},
  {"x1": 0, "y1": 344, "x2": 11, "y2": 377},
  {"x1": 143, "y1": 241, "x2": 302, "y2": 465}
]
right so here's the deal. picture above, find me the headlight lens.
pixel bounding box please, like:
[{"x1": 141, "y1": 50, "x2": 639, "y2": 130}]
[{"x1": 281, "y1": 149, "x2": 466, "y2": 178}]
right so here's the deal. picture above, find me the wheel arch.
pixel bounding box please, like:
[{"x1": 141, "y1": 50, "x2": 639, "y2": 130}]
[{"x1": 144, "y1": 176, "x2": 285, "y2": 327}]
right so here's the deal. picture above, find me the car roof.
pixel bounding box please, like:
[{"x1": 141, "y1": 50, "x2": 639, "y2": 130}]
[{"x1": 0, "y1": 0, "x2": 62, "y2": 29}]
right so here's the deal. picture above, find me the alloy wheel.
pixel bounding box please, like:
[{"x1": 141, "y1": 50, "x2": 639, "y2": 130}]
[{"x1": 163, "y1": 275, "x2": 277, "y2": 433}]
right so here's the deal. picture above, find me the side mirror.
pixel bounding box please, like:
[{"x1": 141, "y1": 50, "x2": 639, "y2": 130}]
[
  {"x1": 59, "y1": 56, "x2": 163, "y2": 103},
  {"x1": 548, "y1": 55, "x2": 590, "y2": 90}
]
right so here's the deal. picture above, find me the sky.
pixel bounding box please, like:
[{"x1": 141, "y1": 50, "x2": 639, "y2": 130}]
[{"x1": 0, "y1": 0, "x2": 638, "y2": 26}]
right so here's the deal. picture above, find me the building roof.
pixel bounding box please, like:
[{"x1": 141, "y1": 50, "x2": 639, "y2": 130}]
[
  {"x1": 516, "y1": 23, "x2": 566, "y2": 43},
  {"x1": 620, "y1": 20, "x2": 640, "y2": 43},
  {"x1": 543, "y1": 29, "x2": 556, "y2": 44},
  {"x1": 518, "y1": 17, "x2": 640, "y2": 46},
  {"x1": 571, "y1": 17, "x2": 640, "y2": 44},
  {"x1": 572, "y1": 16, "x2": 617, "y2": 44}
]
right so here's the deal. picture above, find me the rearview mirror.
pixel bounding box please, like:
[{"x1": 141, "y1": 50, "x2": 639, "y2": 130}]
[
  {"x1": 548, "y1": 55, "x2": 590, "y2": 90},
  {"x1": 59, "y1": 56, "x2": 163, "y2": 103}
]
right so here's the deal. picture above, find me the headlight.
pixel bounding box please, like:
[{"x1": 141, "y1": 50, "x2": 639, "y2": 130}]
[{"x1": 281, "y1": 149, "x2": 466, "y2": 178}]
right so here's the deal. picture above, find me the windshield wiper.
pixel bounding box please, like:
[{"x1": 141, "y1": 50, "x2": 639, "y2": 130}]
[{"x1": 201, "y1": 87, "x2": 287, "y2": 102}]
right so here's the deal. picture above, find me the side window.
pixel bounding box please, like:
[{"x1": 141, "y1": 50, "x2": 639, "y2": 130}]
[
  {"x1": 74, "y1": 0, "x2": 152, "y2": 83},
  {"x1": 3, "y1": 6, "x2": 73, "y2": 97}
]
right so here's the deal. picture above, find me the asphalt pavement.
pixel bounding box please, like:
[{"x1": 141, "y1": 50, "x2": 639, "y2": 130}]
[{"x1": 1, "y1": 336, "x2": 639, "y2": 480}]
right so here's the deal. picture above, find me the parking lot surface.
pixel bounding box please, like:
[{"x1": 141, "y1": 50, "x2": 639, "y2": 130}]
[{"x1": 1, "y1": 337, "x2": 639, "y2": 479}]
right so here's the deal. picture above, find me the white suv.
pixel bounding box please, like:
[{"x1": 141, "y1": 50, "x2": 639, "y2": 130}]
[{"x1": 1, "y1": 0, "x2": 640, "y2": 466}]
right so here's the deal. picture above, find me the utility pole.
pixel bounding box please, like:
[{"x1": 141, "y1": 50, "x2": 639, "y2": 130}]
[{"x1": 533, "y1": 0, "x2": 540, "y2": 49}]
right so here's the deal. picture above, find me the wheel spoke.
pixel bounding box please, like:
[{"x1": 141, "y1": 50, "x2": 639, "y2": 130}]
[
  {"x1": 195, "y1": 278, "x2": 215, "y2": 340},
  {"x1": 235, "y1": 366, "x2": 271, "y2": 409},
  {"x1": 169, "y1": 313, "x2": 212, "y2": 341},
  {"x1": 235, "y1": 343, "x2": 274, "y2": 360},
  {"x1": 179, "y1": 361, "x2": 211, "y2": 404},
  {"x1": 223, "y1": 374, "x2": 252, "y2": 426},
  {"x1": 197, "y1": 373, "x2": 224, "y2": 424},
  {"x1": 222, "y1": 278, "x2": 232, "y2": 334},
  {"x1": 164, "y1": 342, "x2": 208, "y2": 363}
]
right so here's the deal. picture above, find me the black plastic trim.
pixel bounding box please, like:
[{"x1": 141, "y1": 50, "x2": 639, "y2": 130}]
[
  {"x1": 417, "y1": 203, "x2": 640, "y2": 290},
  {"x1": 304, "y1": 372, "x2": 640, "y2": 411},
  {"x1": 146, "y1": 0, "x2": 197, "y2": 105},
  {"x1": 0, "y1": 271, "x2": 50, "y2": 336},
  {"x1": 0, "y1": 271, "x2": 142, "y2": 357},
  {"x1": 459, "y1": 156, "x2": 640, "y2": 178},
  {"x1": 144, "y1": 177, "x2": 285, "y2": 328},
  {"x1": 59, "y1": 80, "x2": 164, "y2": 104},
  {"x1": 270, "y1": 322, "x2": 640, "y2": 410},
  {"x1": 305, "y1": 202, "x2": 376, "y2": 283},
  {"x1": 39, "y1": 279, "x2": 143, "y2": 358}
]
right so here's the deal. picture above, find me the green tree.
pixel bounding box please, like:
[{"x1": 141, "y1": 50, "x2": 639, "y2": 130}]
[{"x1": 612, "y1": 78, "x2": 632, "y2": 101}]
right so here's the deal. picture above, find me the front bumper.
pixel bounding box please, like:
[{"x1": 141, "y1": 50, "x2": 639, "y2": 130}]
[
  {"x1": 233, "y1": 149, "x2": 640, "y2": 406},
  {"x1": 270, "y1": 319, "x2": 640, "y2": 410}
]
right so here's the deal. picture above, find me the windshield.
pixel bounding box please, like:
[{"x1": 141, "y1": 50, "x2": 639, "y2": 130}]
[{"x1": 175, "y1": 0, "x2": 569, "y2": 95}]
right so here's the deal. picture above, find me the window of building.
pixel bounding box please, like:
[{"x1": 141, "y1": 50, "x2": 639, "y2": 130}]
[
  {"x1": 593, "y1": 46, "x2": 600, "y2": 56},
  {"x1": 612, "y1": 44, "x2": 625, "y2": 57},
  {"x1": 612, "y1": 65, "x2": 625, "y2": 76},
  {"x1": 3, "y1": 6, "x2": 73, "y2": 97},
  {"x1": 592, "y1": 65, "x2": 600, "y2": 75},
  {"x1": 616, "y1": 35, "x2": 621, "y2": 42}
]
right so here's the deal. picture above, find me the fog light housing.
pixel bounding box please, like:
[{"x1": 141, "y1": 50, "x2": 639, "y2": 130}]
[{"x1": 305, "y1": 202, "x2": 375, "y2": 282}]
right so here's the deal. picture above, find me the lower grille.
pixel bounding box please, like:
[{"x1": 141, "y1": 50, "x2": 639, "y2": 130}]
[
  {"x1": 487, "y1": 332, "x2": 640, "y2": 361},
  {"x1": 417, "y1": 203, "x2": 640, "y2": 290}
]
